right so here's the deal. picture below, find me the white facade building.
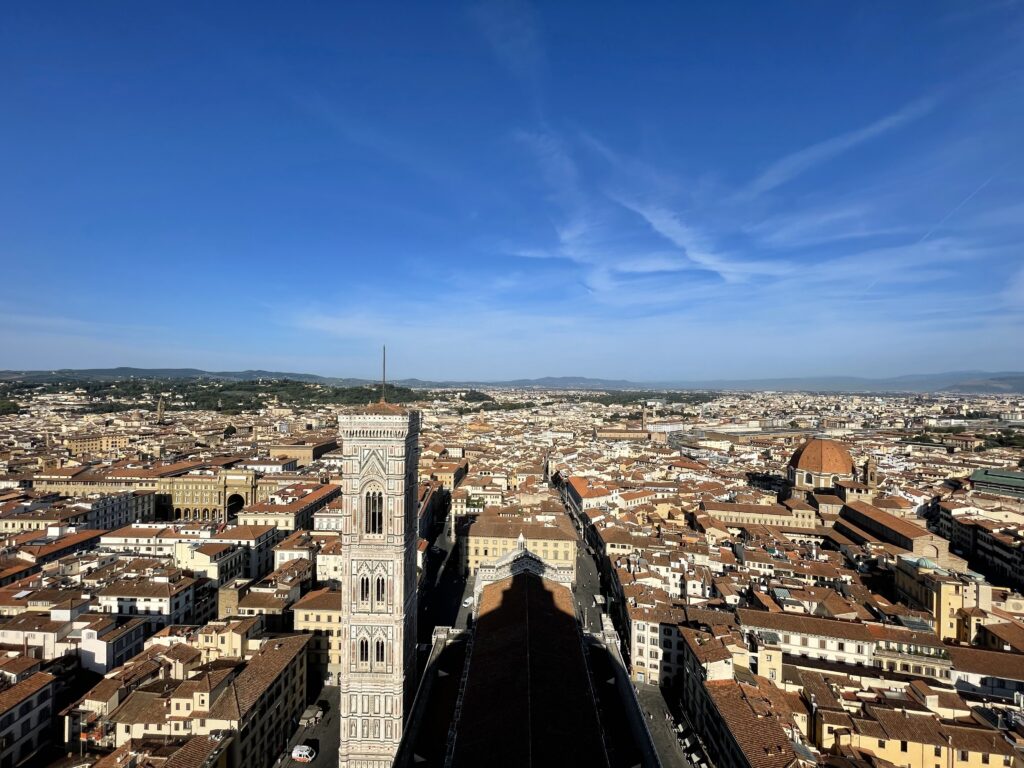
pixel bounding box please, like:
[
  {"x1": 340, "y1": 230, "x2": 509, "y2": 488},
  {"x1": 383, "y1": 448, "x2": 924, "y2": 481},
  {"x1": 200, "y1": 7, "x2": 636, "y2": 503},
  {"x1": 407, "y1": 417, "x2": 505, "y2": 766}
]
[{"x1": 337, "y1": 401, "x2": 420, "y2": 768}]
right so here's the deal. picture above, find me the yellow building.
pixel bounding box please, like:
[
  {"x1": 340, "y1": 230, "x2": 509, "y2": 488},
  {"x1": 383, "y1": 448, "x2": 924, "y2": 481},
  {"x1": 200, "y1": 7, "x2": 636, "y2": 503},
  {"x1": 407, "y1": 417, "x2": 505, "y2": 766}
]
[
  {"x1": 292, "y1": 588, "x2": 344, "y2": 681},
  {"x1": 700, "y1": 500, "x2": 817, "y2": 530},
  {"x1": 462, "y1": 508, "x2": 577, "y2": 581},
  {"x1": 824, "y1": 707, "x2": 1018, "y2": 768},
  {"x1": 894, "y1": 554, "x2": 992, "y2": 641},
  {"x1": 65, "y1": 433, "x2": 132, "y2": 456},
  {"x1": 191, "y1": 617, "x2": 264, "y2": 661}
]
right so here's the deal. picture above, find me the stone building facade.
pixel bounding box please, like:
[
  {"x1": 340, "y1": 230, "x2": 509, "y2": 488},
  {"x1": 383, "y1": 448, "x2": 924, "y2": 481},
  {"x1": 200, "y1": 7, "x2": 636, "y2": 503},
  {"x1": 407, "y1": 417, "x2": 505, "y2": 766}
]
[{"x1": 336, "y1": 402, "x2": 420, "y2": 768}]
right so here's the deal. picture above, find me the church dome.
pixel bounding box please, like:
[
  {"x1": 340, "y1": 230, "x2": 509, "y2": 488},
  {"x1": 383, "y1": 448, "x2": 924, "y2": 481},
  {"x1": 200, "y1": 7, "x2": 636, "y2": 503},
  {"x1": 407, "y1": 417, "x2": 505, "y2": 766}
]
[{"x1": 788, "y1": 438, "x2": 854, "y2": 476}]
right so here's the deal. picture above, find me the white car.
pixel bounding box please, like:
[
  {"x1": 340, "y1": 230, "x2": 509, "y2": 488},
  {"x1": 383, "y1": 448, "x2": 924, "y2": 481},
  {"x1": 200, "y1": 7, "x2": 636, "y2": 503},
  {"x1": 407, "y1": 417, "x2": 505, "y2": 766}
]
[
  {"x1": 291, "y1": 745, "x2": 316, "y2": 763},
  {"x1": 462, "y1": 597, "x2": 474, "y2": 608}
]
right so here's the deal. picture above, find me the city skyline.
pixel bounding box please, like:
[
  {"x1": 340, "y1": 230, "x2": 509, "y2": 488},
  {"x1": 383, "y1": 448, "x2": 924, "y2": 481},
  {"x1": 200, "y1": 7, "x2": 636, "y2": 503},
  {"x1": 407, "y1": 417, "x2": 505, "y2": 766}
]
[{"x1": 3, "y1": 2, "x2": 1023, "y2": 379}]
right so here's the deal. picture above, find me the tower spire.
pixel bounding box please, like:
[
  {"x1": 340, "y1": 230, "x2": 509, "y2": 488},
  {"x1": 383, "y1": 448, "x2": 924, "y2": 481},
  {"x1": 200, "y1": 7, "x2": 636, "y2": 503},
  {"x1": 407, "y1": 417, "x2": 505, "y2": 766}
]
[{"x1": 380, "y1": 344, "x2": 387, "y2": 403}]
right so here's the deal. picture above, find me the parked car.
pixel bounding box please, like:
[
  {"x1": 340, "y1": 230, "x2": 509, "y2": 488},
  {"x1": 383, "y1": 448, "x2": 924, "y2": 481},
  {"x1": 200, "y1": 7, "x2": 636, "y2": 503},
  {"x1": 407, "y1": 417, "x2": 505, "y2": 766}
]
[
  {"x1": 291, "y1": 744, "x2": 316, "y2": 763},
  {"x1": 299, "y1": 705, "x2": 323, "y2": 727},
  {"x1": 462, "y1": 596, "x2": 474, "y2": 608}
]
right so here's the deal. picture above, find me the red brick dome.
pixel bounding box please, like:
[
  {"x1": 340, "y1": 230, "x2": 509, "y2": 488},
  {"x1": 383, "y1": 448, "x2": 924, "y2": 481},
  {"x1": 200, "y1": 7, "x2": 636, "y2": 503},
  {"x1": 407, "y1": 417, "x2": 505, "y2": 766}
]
[{"x1": 788, "y1": 438, "x2": 854, "y2": 476}]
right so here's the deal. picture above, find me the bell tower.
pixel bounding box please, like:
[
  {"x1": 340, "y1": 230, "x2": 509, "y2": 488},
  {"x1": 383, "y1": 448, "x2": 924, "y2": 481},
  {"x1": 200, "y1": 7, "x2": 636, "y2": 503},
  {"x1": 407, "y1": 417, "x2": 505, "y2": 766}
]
[
  {"x1": 863, "y1": 456, "x2": 878, "y2": 489},
  {"x1": 337, "y1": 348, "x2": 420, "y2": 768}
]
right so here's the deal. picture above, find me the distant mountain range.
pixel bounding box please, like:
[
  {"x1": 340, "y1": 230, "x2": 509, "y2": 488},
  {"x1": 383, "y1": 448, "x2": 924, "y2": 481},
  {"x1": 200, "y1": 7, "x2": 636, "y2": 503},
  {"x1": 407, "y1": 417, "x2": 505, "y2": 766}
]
[{"x1": 1, "y1": 367, "x2": 1023, "y2": 393}]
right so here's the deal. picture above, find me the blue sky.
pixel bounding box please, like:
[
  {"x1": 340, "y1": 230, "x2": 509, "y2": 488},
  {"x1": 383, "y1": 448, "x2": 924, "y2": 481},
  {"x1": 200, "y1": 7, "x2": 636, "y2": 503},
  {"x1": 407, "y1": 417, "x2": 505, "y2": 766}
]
[{"x1": 2, "y1": 2, "x2": 1022, "y2": 381}]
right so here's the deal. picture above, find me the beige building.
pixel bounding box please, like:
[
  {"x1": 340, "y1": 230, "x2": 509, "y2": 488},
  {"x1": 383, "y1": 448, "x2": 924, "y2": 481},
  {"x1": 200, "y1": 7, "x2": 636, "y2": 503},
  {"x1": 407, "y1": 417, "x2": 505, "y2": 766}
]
[
  {"x1": 191, "y1": 617, "x2": 264, "y2": 661},
  {"x1": 701, "y1": 500, "x2": 817, "y2": 530},
  {"x1": 64, "y1": 433, "x2": 132, "y2": 456},
  {"x1": 236, "y1": 483, "x2": 340, "y2": 536},
  {"x1": 268, "y1": 435, "x2": 337, "y2": 466},
  {"x1": 463, "y1": 507, "x2": 577, "y2": 582},
  {"x1": 33, "y1": 459, "x2": 283, "y2": 523},
  {"x1": 173, "y1": 540, "x2": 248, "y2": 586},
  {"x1": 292, "y1": 588, "x2": 344, "y2": 680},
  {"x1": 824, "y1": 706, "x2": 1018, "y2": 768},
  {"x1": 0, "y1": 490, "x2": 156, "y2": 533},
  {"x1": 164, "y1": 467, "x2": 273, "y2": 522},
  {"x1": 105, "y1": 634, "x2": 310, "y2": 768},
  {"x1": 894, "y1": 554, "x2": 993, "y2": 641}
]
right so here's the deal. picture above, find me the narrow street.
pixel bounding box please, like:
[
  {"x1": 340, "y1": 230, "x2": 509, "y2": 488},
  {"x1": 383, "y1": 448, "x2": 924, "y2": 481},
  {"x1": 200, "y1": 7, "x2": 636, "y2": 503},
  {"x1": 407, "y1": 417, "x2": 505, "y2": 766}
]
[
  {"x1": 573, "y1": 521, "x2": 605, "y2": 632},
  {"x1": 279, "y1": 686, "x2": 340, "y2": 768},
  {"x1": 637, "y1": 683, "x2": 692, "y2": 768},
  {"x1": 417, "y1": 504, "x2": 473, "y2": 646}
]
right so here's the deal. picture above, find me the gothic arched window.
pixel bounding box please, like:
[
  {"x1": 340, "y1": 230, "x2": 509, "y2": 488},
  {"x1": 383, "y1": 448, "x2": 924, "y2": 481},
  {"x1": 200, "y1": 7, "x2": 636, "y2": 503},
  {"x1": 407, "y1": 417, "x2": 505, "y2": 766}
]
[
  {"x1": 359, "y1": 638, "x2": 369, "y2": 663},
  {"x1": 375, "y1": 576, "x2": 385, "y2": 603},
  {"x1": 364, "y1": 491, "x2": 383, "y2": 534},
  {"x1": 375, "y1": 639, "x2": 385, "y2": 663},
  {"x1": 360, "y1": 576, "x2": 370, "y2": 603}
]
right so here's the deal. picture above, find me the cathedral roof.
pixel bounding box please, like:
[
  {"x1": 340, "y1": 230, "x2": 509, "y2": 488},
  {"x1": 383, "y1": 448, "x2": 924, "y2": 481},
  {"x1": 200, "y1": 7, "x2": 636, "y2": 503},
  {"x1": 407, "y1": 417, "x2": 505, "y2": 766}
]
[{"x1": 788, "y1": 438, "x2": 854, "y2": 476}]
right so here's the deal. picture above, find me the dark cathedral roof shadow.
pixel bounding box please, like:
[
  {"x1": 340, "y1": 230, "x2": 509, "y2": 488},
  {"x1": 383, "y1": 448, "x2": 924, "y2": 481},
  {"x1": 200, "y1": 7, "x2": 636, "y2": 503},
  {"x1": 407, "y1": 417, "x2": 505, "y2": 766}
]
[{"x1": 396, "y1": 571, "x2": 655, "y2": 768}]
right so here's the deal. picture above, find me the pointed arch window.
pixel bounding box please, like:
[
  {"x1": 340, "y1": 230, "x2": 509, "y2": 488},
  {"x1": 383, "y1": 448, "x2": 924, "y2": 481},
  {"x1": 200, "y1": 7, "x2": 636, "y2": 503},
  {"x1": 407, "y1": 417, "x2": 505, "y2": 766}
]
[
  {"x1": 359, "y1": 638, "x2": 369, "y2": 663},
  {"x1": 375, "y1": 639, "x2": 385, "y2": 663},
  {"x1": 360, "y1": 576, "x2": 370, "y2": 603},
  {"x1": 363, "y1": 491, "x2": 383, "y2": 534},
  {"x1": 375, "y1": 576, "x2": 386, "y2": 603}
]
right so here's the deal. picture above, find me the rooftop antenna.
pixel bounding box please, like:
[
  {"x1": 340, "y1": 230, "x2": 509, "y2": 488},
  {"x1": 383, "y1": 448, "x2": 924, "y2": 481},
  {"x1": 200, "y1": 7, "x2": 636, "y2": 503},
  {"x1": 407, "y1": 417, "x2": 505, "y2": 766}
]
[{"x1": 380, "y1": 344, "x2": 387, "y2": 403}]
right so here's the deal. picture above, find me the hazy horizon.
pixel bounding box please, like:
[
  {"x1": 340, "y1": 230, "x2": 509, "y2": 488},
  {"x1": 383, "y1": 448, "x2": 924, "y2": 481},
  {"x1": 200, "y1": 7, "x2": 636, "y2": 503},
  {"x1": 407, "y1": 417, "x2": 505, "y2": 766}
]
[{"x1": 4, "y1": 364, "x2": 1024, "y2": 387}]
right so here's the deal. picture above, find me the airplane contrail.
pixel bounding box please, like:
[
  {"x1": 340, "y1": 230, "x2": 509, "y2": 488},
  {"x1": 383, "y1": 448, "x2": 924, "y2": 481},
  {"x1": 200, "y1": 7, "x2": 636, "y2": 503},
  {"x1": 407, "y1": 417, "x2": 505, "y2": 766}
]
[{"x1": 916, "y1": 174, "x2": 995, "y2": 244}]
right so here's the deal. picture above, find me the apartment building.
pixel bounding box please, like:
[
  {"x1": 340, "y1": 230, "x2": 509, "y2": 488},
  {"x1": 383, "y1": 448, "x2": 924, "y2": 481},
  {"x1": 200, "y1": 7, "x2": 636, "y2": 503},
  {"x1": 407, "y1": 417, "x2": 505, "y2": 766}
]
[
  {"x1": 292, "y1": 588, "x2": 344, "y2": 680},
  {"x1": 97, "y1": 572, "x2": 199, "y2": 632},
  {"x1": 100, "y1": 523, "x2": 276, "y2": 579},
  {"x1": 173, "y1": 540, "x2": 248, "y2": 587},
  {"x1": 825, "y1": 707, "x2": 1017, "y2": 768},
  {"x1": 236, "y1": 483, "x2": 340, "y2": 538},
  {"x1": 64, "y1": 432, "x2": 131, "y2": 456},
  {"x1": 0, "y1": 490, "x2": 155, "y2": 533},
  {"x1": 701, "y1": 500, "x2": 817, "y2": 530},
  {"x1": 462, "y1": 507, "x2": 577, "y2": 582},
  {"x1": 105, "y1": 634, "x2": 310, "y2": 768},
  {"x1": 0, "y1": 671, "x2": 56, "y2": 767},
  {"x1": 268, "y1": 435, "x2": 337, "y2": 465},
  {"x1": 894, "y1": 554, "x2": 993, "y2": 641}
]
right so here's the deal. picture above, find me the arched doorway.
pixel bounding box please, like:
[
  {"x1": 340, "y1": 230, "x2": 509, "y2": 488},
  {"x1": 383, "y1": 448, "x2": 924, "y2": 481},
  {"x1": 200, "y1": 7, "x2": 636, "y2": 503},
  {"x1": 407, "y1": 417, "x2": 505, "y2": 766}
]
[{"x1": 226, "y1": 493, "x2": 245, "y2": 517}]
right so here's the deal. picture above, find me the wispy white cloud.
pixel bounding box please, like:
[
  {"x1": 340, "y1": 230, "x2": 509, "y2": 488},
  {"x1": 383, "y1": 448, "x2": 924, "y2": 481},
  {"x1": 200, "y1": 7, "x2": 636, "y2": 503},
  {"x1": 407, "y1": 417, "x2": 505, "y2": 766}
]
[
  {"x1": 739, "y1": 97, "x2": 939, "y2": 199},
  {"x1": 611, "y1": 196, "x2": 791, "y2": 282},
  {"x1": 748, "y1": 205, "x2": 907, "y2": 248}
]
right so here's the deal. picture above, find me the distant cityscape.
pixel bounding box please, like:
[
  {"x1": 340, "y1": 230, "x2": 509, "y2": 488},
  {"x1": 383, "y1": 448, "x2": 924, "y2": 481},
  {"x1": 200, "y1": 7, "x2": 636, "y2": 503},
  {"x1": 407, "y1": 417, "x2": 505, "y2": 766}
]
[
  {"x1": 3, "y1": 2, "x2": 1022, "y2": 767},
  {"x1": 0, "y1": 373, "x2": 1022, "y2": 767}
]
